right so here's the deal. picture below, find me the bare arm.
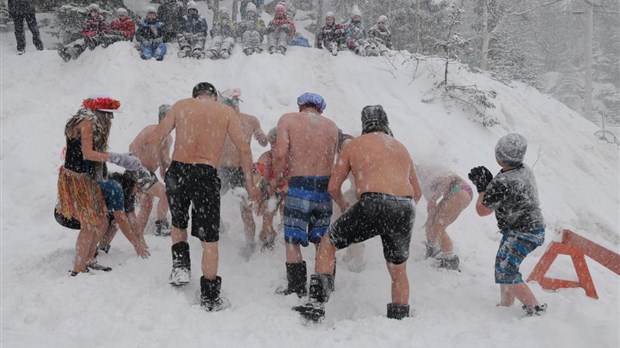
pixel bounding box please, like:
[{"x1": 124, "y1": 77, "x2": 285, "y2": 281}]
[
  {"x1": 147, "y1": 107, "x2": 176, "y2": 150},
  {"x1": 409, "y1": 157, "x2": 422, "y2": 204},
  {"x1": 272, "y1": 117, "x2": 289, "y2": 190},
  {"x1": 227, "y1": 109, "x2": 255, "y2": 198},
  {"x1": 78, "y1": 120, "x2": 110, "y2": 162},
  {"x1": 253, "y1": 118, "x2": 268, "y2": 147},
  {"x1": 475, "y1": 193, "x2": 494, "y2": 216},
  {"x1": 157, "y1": 136, "x2": 173, "y2": 177},
  {"x1": 329, "y1": 143, "x2": 352, "y2": 212}
]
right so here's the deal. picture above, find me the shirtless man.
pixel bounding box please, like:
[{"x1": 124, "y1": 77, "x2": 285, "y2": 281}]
[
  {"x1": 294, "y1": 105, "x2": 422, "y2": 322},
  {"x1": 147, "y1": 82, "x2": 257, "y2": 311},
  {"x1": 272, "y1": 92, "x2": 339, "y2": 297},
  {"x1": 218, "y1": 88, "x2": 268, "y2": 259},
  {"x1": 128, "y1": 104, "x2": 173, "y2": 237}
]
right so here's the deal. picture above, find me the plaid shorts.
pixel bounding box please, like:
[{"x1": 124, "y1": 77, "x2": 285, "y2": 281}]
[{"x1": 495, "y1": 228, "x2": 545, "y2": 284}]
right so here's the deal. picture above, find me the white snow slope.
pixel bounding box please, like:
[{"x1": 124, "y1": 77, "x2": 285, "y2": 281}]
[{"x1": 1, "y1": 14, "x2": 619, "y2": 348}]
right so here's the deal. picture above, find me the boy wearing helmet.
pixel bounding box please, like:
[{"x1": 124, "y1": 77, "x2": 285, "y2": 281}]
[
  {"x1": 272, "y1": 93, "x2": 339, "y2": 298},
  {"x1": 315, "y1": 11, "x2": 345, "y2": 56}
]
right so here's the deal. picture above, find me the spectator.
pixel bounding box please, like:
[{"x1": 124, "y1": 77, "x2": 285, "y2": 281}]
[
  {"x1": 266, "y1": 2, "x2": 295, "y2": 55},
  {"x1": 207, "y1": 7, "x2": 236, "y2": 60},
  {"x1": 315, "y1": 11, "x2": 345, "y2": 56},
  {"x1": 8, "y1": 0, "x2": 44, "y2": 54},
  {"x1": 344, "y1": 5, "x2": 371, "y2": 56},
  {"x1": 367, "y1": 15, "x2": 393, "y2": 56},
  {"x1": 177, "y1": 1, "x2": 208, "y2": 59},
  {"x1": 236, "y1": 2, "x2": 265, "y2": 55},
  {"x1": 100, "y1": 8, "x2": 135, "y2": 48},
  {"x1": 57, "y1": 4, "x2": 107, "y2": 62},
  {"x1": 136, "y1": 7, "x2": 167, "y2": 61}
]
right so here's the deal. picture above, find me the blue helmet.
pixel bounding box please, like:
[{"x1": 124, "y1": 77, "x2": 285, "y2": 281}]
[{"x1": 297, "y1": 92, "x2": 326, "y2": 113}]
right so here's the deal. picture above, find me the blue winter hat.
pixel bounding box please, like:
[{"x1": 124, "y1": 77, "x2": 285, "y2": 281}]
[{"x1": 297, "y1": 92, "x2": 326, "y2": 113}]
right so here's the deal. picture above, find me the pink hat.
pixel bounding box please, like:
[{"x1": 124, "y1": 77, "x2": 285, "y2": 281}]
[{"x1": 275, "y1": 2, "x2": 286, "y2": 12}]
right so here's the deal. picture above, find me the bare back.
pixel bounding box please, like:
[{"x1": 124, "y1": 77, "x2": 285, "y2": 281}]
[
  {"x1": 346, "y1": 133, "x2": 420, "y2": 198},
  {"x1": 154, "y1": 98, "x2": 237, "y2": 166},
  {"x1": 129, "y1": 125, "x2": 172, "y2": 172},
  {"x1": 276, "y1": 111, "x2": 339, "y2": 177},
  {"x1": 220, "y1": 113, "x2": 263, "y2": 167}
]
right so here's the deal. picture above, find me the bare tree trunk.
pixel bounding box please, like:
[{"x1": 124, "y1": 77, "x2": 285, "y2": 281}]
[
  {"x1": 317, "y1": 0, "x2": 323, "y2": 24},
  {"x1": 480, "y1": 0, "x2": 490, "y2": 70},
  {"x1": 585, "y1": 2, "x2": 593, "y2": 122},
  {"x1": 416, "y1": 0, "x2": 421, "y2": 53}
]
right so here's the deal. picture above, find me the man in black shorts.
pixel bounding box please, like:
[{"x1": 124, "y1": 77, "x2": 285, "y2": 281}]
[
  {"x1": 148, "y1": 82, "x2": 257, "y2": 311},
  {"x1": 293, "y1": 105, "x2": 422, "y2": 322}
]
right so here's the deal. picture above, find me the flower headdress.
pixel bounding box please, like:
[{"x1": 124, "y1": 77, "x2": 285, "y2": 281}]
[{"x1": 82, "y1": 97, "x2": 121, "y2": 112}]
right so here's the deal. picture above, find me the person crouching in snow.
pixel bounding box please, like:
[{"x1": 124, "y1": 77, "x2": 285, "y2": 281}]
[
  {"x1": 207, "y1": 7, "x2": 236, "y2": 59},
  {"x1": 136, "y1": 7, "x2": 167, "y2": 61},
  {"x1": 58, "y1": 96, "x2": 149, "y2": 276},
  {"x1": 237, "y1": 2, "x2": 265, "y2": 55},
  {"x1": 468, "y1": 133, "x2": 547, "y2": 317},
  {"x1": 367, "y1": 15, "x2": 393, "y2": 56},
  {"x1": 99, "y1": 8, "x2": 135, "y2": 48},
  {"x1": 57, "y1": 4, "x2": 108, "y2": 62},
  {"x1": 266, "y1": 2, "x2": 295, "y2": 55},
  {"x1": 177, "y1": 1, "x2": 208, "y2": 59},
  {"x1": 315, "y1": 11, "x2": 345, "y2": 56}
]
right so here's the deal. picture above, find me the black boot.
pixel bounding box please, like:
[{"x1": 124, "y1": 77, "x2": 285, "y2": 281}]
[
  {"x1": 169, "y1": 242, "x2": 191, "y2": 286},
  {"x1": 155, "y1": 219, "x2": 170, "y2": 236},
  {"x1": 200, "y1": 276, "x2": 230, "y2": 311},
  {"x1": 293, "y1": 274, "x2": 333, "y2": 322},
  {"x1": 387, "y1": 303, "x2": 410, "y2": 320},
  {"x1": 276, "y1": 262, "x2": 307, "y2": 297},
  {"x1": 523, "y1": 303, "x2": 547, "y2": 317}
]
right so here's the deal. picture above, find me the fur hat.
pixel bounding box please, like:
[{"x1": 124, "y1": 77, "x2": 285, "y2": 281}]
[
  {"x1": 116, "y1": 8, "x2": 128, "y2": 15},
  {"x1": 350, "y1": 5, "x2": 362, "y2": 18},
  {"x1": 146, "y1": 6, "x2": 157, "y2": 14},
  {"x1": 495, "y1": 133, "x2": 527, "y2": 166},
  {"x1": 187, "y1": 1, "x2": 198, "y2": 11},
  {"x1": 361, "y1": 105, "x2": 392, "y2": 136},
  {"x1": 246, "y1": 2, "x2": 257, "y2": 14},
  {"x1": 158, "y1": 104, "x2": 171, "y2": 122}
]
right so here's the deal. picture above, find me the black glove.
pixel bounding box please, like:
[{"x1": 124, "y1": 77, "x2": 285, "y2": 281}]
[{"x1": 468, "y1": 166, "x2": 493, "y2": 193}]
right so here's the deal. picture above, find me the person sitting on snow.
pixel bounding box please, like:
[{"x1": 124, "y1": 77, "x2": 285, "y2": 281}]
[
  {"x1": 177, "y1": 1, "x2": 208, "y2": 59},
  {"x1": 240, "y1": 0, "x2": 264, "y2": 20},
  {"x1": 236, "y1": 2, "x2": 265, "y2": 55},
  {"x1": 367, "y1": 15, "x2": 393, "y2": 56},
  {"x1": 99, "y1": 8, "x2": 135, "y2": 48},
  {"x1": 57, "y1": 3, "x2": 108, "y2": 62},
  {"x1": 315, "y1": 11, "x2": 345, "y2": 56},
  {"x1": 207, "y1": 7, "x2": 236, "y2": 60},
  {"x1": 265, "y1": 2, "x2": 295, "y2": 54},
  {"x1": 136, "y1": 7, "x2": 167, "y2": 61},
  {"x1": 343, "y1": 5, "x2": 371, "y2": 56},
  {"x1": 157, "y1": 0, "x2": 186, "y2": 43}
]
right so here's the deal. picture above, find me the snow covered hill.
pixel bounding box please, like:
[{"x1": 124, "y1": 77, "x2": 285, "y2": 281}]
[{"x1": 1, "y1": 13, "x2": 619, "y2": 348}]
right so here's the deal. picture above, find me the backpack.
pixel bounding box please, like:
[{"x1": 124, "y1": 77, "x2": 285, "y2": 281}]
[{"x1": 290, "y1": 35, "x2": 310, "y2": 47}]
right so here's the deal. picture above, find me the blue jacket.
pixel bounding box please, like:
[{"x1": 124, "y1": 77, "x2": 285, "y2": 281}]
[{"x1": 136, "y1": 18, "x2": 166, "y2": 43}]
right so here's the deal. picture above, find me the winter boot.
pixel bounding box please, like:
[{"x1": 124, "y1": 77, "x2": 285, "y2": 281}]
[
  {"x1": 178, "y1": 46, "x2": 191, "y2": 58},
  {"x1": 85, "y1": 37, "x2": 98, "y2": 50},
  {"x1": 254, "y1": 46, "x2": 263, "y2": 54},
  {"x1": 87, "y1": 260, "x2": 112, "y2": 272},
  {"x1": 437, "y1": 253, "x2": 460, "y2": 271},
  {"x1": 169, "y1": 241, "x2": 191, "y2": 286},
  {"x1": 276, "y1": 45, "x2": 286, "y2": 55},
  {"x1": 58, "y1": 48, "x2": 71, "y2": 62},
  {"x1": 293, "y1": 274, "x2": 334, "y2": 322},
  {"x1": 192, "y1": 49, "x2": 206, "y2": 59},
  {"x1": 206, "y1": 49, "x2": 219, "y2": 60},
  {"x1": 239, "y1": 240, "x2": 256, "y2": 261},
  {"x1": 259, "y1": 231, "x2": 275, "y2": 252},
  {"x1": 220, "y1": 50, "x2": 230, "y2": 59},
  {"x1": 424, "y1": 242, "x2": 440, "y2": 259},
  {"x1": 387, "y1": 303, "x2": 410, "y2": 320},
  {"x1": 276, "y1": 262, "x2": 307, "y2": 297},
  {"x1": 200, "y1": 276, "x2": 230, "y2": 311},
  {"x1": 523, "y1": 303, "x2": 547, "y2": 317},
  {"x1": 243, "y1": 47, "x2": 254, "y2": 55},
  {"x1": 98, "y1": 244, "x2": 111, "y2": 254},
  {"x1": 155, "y1": 219, "x2": 171, "y2": 236},
  {"x1": 268, "y1": 45, "x2": 276, "y2": 54}
]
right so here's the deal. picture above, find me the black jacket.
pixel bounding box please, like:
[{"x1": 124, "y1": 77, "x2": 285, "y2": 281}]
[{"x1": 8, "y1": 0, "x2": 35, "y2": 16}]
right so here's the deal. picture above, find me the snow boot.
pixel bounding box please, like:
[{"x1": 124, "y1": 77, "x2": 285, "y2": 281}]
[
  {"x1": 293, "y1": 274, "x2": 334, "y2": 322},
  {"x1": 178, "y1": 46, "x2": 191, "y2": 58},
  {"x1": 243, "y1": 47, "x2": 254, "y2": 55},
  {"x1": 276, "y1": 262, "x2": 307, "y2": 297},
  {"x1": 437, "y1": 253, "x2": 460, "y2": 271},
  {"x1": 192, "y1": 50, "x2": 206, "y2": 59},
  {"x1": 98, "y1": 244, "x2": 111, "y2": 254},
  {"x1": 254, "y1": 46, "x2": 263, "y2": 54},
  {"x1": 87, "y1": 260, "x2": 112, "y2": 272},
  {"x1": 268, "y1": 45, "x2": 276, "y2": 54},
  {"x1": 155, "y1": 219, "x2": 171, "y2": 236},
  {"x1": 387, "y1": 303, "x2": 410, "y2": 320},
  {"x1": 424, "y1": 242, "x2": 440, "y2": 259},
  {"x1": 169, "y1": 241, "x2": 191, "y2": 286},
  {"x1": 206, "y1": 49, "x2": 219, "y2": 60},
  {"x1": 259, "y1": 231, "x2": 275, "y2": 252},
  {"x1": 200, "y1": 276, "x2": 230, "y2": 311},
  {"x1": 276, "y1": 45, "x2": 286, "y2": 55},
  {"x1": 58, "y1": 48, "x2": 71, "y2": 62},
  {"x1": 523, "y1": 303, "x2": 547, "y2": 317},
  {"x1": 220, "y1": 50, "x2": 230, "y2": 59}
]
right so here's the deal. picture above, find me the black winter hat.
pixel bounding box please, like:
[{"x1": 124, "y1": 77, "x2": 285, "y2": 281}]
[
  {"x1": 361, "y1": 105, "x2": 392, "y2": 136},
  {"x1": 192, "y1": 82, "x2": 218, "y2": 98}
]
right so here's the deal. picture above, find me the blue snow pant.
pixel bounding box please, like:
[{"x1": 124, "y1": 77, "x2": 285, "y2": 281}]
[{"x1": 141, "y1": 42, "x2": 167, "y2": 60}]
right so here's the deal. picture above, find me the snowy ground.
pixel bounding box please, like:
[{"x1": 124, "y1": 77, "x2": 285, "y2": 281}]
[{"x1": 1, "y1": 3, "x2": 619, "y2": 347}]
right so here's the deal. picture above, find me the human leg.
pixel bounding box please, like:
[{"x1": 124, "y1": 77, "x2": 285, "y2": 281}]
[
  {"x1": 154, "y1": 42, "x2": 167, "y2": 60},
  {"x1": 12, "y1": 13, "x2": 26, "y2": 52},
  {"x1": 24, "y1": 12, "x2": 43, "y2": 50}
]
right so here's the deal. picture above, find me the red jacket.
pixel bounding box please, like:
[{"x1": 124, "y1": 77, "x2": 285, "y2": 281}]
[
  {"x1": 268, "y1": 14, "x2": 296, "y2": 39},
  {"x1": 110, "y1": 17, "x2": 135, "y2": 40},
  {"x1": 82, "y1": 14, "x2": 107, "y2": 38}
]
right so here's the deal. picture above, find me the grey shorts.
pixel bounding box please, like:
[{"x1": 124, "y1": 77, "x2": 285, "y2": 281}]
[{"x1": 132, "y1": 166, "x2": 158, "y2": 192}]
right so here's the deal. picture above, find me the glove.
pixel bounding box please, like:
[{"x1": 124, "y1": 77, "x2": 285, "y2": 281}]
[
  {"x1": 280, "y1": 24, "x2": 290, "y2": 32},
  {"x1": 468, "y1": 166, "x2": 493, "y2": 193},
  {"x1": 108, "y1": 152, "x2": 142, "y2": 171}
]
